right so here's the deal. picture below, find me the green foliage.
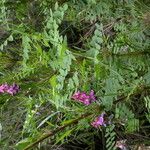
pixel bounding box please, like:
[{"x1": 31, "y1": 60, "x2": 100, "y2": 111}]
[
  {"x1": 0, "y1": 0, "x2": 9, "y2": 29},
  {"x1": 86, "y1": 23, "x2": 103, "y2": 63},
  {"x1": 16, "y1": 138, "x2": 32, "y2": 150},
  {"x1": 0, "y1": 34, "x2": 13, "y2": 51},
  {"x1": 0, "y1": 0, "x2": 150, "y2": 150},
  {"x1": 144, "y1": 96, "x2": 150, "y2": 123},
  {"x1": 105, "y1": 125, "x2": 116, "y2": 150},
  {"x1": 115, "y1": 103, "x2": 139, "y2": 133}
]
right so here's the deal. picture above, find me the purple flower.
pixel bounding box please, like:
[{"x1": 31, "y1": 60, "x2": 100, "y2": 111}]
[
  {"x1": 89, "y1": 90, "x2": 96, "y2": 102},
  {"x1": 91, "y1": 113, "x2": 106, "y2": 128},
  {"x1": 0, "y1": 84, "x2": 9, "y2": 93},
  {"x1": 71, "y1": 91, "x2": 80, "y2": 100},
  {"x1": 71, "y1": 90, "x2": 96, "y2": 105},
  {"x1": 6, "y1": 83, "x2": 20, "y2": 95},
  {"x1": 0, "y1": 83, "x2": 19, "y2": 95}
]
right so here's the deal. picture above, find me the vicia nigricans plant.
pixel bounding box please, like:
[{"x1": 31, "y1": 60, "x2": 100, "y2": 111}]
[
  {"x1": 91, "y1": 112, "x2": 107, "y2": 128},
  {"x1": 71, "y1": 90, "x2": 96, "y2": 105},
  {"x1": 0, "y1": 83, "x2": 19, "y2": 95}
]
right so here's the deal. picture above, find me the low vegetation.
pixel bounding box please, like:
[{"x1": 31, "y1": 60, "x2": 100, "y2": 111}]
[{"x1": 0, "y1": 0, "x2": 150, "y2": 150}]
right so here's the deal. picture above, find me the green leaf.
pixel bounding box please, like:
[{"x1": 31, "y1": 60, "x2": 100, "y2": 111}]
[
  {"x1": 8, "y1": 35, "x2": 13, "y2": 41},
  {"x1": 55, "y1": 128, "x2": 74, "y2": 144},
  {"x1": 15, "y1": 138, "x2": 32, "y2": 150},
  {"x1": 49, "y1": 75, "x2": 57, "y2": 88}
]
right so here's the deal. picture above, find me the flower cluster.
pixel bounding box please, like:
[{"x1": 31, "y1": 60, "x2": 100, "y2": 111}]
[
  {"x1": 71, "y1": 90, "x2": 111, "y2": 128},
  {"x1": 71, "y1": 90, "x2": 96, "y2": 105},
  {"x1": 91, "y1": 112, "x2": 106, "y2": 128},
  {"x1": 0, "y1": 83, "x2": 19, "y2": 96}
]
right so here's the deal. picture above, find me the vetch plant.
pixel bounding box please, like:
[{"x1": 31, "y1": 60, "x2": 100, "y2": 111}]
[
  {"x1": 91, "y1": 112, "x2": 106, "y2": 128},
  {"x1": 0, "y1": 84, "x2": 8, "y2": 93},
  {"x1": 0, "y1": 83, "x2": 19, "y2": 95},
  {"x1": 72, "y1": 91, "x2": 108, "y2": 128},
  {"x1": 71, "y1": 90, "x2": 96, "y2": 105},
  {"x1": 0, "y1": 1, "x2": 150, "y2": 150}
]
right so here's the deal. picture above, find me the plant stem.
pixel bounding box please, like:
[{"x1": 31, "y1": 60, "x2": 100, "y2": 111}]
[{"x1": 23, "y1": 113, "x2": 92, "y2": 150}]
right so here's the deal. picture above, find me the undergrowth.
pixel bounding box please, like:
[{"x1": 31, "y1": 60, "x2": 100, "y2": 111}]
[{"x1": 0, "y1": 0, "x2": 150, "y2": 150}]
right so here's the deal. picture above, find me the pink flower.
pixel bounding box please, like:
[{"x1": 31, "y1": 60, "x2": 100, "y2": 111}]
[
  {"x1": 71, "y1": 90, "x2": 96, "y2": 105},
  {"x1": 0, "y1": 84, "x2": 9, "y2": 93},
  {"x1": 6, "y1": 83, "x2": 20, "y2": 95},
  {"x1": 91, "y1": 113, "x2": 106, "y2": 128},
  {"x1": 0, "y1": 83, "x2": 19, "y2": 95},
  {"x1": 89, "y1": 90, "x2": 96, "y2": 102}
]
